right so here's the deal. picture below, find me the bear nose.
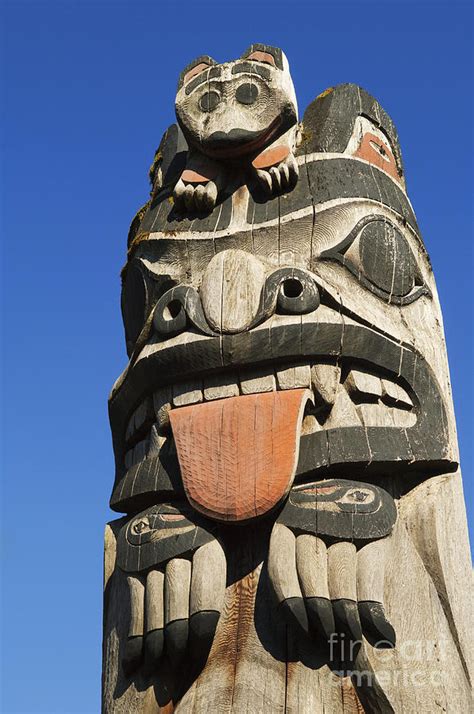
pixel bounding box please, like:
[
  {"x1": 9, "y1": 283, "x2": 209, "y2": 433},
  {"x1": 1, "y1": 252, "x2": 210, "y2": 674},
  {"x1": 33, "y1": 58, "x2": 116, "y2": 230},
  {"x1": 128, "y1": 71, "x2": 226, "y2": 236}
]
[{"x1": 235, "y1": 82, "x2": 259, "y2": 105}]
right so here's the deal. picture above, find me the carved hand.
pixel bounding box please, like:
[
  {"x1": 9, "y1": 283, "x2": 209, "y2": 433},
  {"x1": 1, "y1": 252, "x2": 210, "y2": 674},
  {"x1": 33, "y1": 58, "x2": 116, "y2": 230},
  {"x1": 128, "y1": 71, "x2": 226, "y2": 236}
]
[
  {"x1": 173, "y1": 153, "x2": 225, "y2": 214},
  {"x1": 252, "y1": 146, "x2": 299, "y2": 197},
  {"x1": 268, "y1": 480, "x2": 397, "y2": 663},
  {"x1": 116, "y1": 503, "x2": 226, "y2": 677}
]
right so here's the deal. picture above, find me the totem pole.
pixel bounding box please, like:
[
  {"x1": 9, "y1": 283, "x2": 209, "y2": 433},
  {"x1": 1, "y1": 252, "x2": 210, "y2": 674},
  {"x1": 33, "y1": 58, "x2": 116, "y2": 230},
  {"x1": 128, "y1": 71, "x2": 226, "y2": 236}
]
[{"x1": 103, "y1": 45, "x2": 473, "y2": 712}]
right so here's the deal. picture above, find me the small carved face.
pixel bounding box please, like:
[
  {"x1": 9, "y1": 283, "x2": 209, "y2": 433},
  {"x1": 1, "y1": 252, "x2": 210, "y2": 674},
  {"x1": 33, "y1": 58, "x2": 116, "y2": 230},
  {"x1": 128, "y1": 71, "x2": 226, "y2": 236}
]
[{"x1": 175, "y1": 45, "x2": 298, "y2": 158}]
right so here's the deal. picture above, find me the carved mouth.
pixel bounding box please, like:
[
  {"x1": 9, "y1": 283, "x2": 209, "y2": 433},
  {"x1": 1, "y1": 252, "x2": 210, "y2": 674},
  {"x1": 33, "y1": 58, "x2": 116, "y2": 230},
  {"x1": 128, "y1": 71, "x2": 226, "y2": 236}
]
[
  {"x1": 109, "y1": 316, "x2": 455, "y2": 514},
  {"x1": 122, "y1": 360, "x2": 415, "y2": 472},
  {"x1": 203, "y1": 116, "x2": 282, "y2": 158}
]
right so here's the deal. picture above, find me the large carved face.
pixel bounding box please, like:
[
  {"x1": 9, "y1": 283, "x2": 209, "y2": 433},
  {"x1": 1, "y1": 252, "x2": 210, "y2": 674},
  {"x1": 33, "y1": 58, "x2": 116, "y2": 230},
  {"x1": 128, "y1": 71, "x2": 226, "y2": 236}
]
[
  {"x1": 175, "y1": 44, "x2": 298, "y2": 158},
  {"x1": 109, "y1": 81, "x2": 458, "y2": 519}
]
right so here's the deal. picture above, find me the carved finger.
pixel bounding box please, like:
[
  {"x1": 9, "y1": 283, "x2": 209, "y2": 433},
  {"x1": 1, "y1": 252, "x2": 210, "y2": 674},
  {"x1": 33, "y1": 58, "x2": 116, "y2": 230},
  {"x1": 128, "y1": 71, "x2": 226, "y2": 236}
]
[
  {"x1": 194, "y1": 183, "x2": 206, "y2": 211},
  {"x1": 285, "y1": 153, "x2": 299, "y2": 188},
  {"x1": 268, "y1": 523, "x2": 309, "y2": 636},
  {"x1": 357, "y1": 539, "x2": 396, "y2": 648},
  {"x1": 122, "y1": 574, "x2": 145, "y2": 676},
  {"x1": 183, "y1": 184, "x2": 195, "y2": 211},
  {"x1": 203, "y1": 180, "x2": 218, "y2": 210},
  {"x1": 189, "y1": 540, "x2": 226, "y2": 666},
  {"x1": 296, "y1": 534, "x2": 335, "y2": 643},
  {"x1": 269, "y1": 165, "x2": 282, "y2": 193},
  {"x1": 173, "y1": 178, "x2": 186, "y2": 210},
  {"x1": 327, "y1": 542, "x2": 362, "y2": 657},
  {"x1": 164, "y1": 558, "x2": 191, "y2": 667},
  {"x1": 279, "y1": 160, "x2": 290, "y2": 191},
  {"x1": 144, "y1": 569, "x2": 165, "y2": 667},
  {"x1": 256, "y1": 169, "x2": 273, "y2": 196}
]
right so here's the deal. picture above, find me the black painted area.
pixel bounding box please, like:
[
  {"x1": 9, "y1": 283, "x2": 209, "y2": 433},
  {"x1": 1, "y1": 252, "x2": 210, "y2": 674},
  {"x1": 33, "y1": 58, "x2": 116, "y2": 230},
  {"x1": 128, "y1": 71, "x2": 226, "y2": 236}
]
[
  {"x1": 122, "y1": 635, "x2": 143, "y2": 677},
  {"x1": 358, "y1": 601, "x2": 396, "y2": 649},
  {"x1": 164, "y1": 619, "x2": 188, "y2": 668},
  {"x1": 188, "y1": 611, "x2": 220, "y2": 670},
  {"x1": 320, "y1": 215, "x2": 429, "y2": 306},
  {"x1": 177, "y1": 55, "x2": 217, "y2": 91},
  {"x1": 144, "y1": 628, "x2": 164, "y2": 668},
  {"x1": 248, "y1": 157, "x2": 419, "y2": 236},
  {"x1": 279, "y1": 479, "x2": 397, "y2": 541},
  {"x1": 116, "y1": 502, "x2": 216, "y2": 573},
  {"x1": 301, "y1": 84, "x2": 404, "y2": 178},
  {"x1": 235, "y1": 82, "x2": 259, "y2": 105},
  {"x1": 109, "y1": 321, "x2": 454, "y2": 514},
  {"x1": 241, "y1": 43, "x2": 284, "y2": 70},
  {"x1": 231, "y1": 61, "x2": 271, "y2": 80},
  {"x1": 305, "y1": 596, "x2": 336, "y2": 643}
]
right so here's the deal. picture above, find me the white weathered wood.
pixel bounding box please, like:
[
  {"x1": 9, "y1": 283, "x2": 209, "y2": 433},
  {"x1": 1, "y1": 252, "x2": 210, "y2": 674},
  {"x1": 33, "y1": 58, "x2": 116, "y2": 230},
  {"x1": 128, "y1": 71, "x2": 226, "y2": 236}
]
[
  {"x1": 164, "y1": 558, "x2": 191, "y2": 624},
  {"x1": 276, "y1": 364, "x2": 311, "y2": 390},
  {"x1": 268, "y1": 523, "x2": 301, "y2": 603},
  {"x1": 296, "y1": 534, "x2": 330, "y2": 598},
  {"x1": 172, "y1": 380, "x2": 203, "y2": 407},
  {"x1": 200, "y1": 249, "x2": 266, "y2": 333},
  {"x1": 203, "y1": 372, "x2": 239, "y2": 401},
  {"x1": 327, "y1": 542, "x2": 357, "y2": 601},
  {"x1": 190, "y1": 540, "x2": 226, "y2": 615},
  {"x1": 310, "y1": 363, "x2": 341, "y2": 407},
  {"x1": 145, "y1": 569, "x2": 164, "y2": 633},
  {"x1": 127, "y1": 575, "x2": 145, "y2": 638},
  {"x1": 239, "y1": 367, "x2": 275, "y2": 394}
]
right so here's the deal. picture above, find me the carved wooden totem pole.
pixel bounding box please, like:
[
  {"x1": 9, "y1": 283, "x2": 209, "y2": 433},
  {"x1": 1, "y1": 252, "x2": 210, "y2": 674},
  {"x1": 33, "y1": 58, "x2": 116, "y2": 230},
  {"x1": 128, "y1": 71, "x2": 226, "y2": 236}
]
[{"x1": 103, "y1": 45, "x2": 473, "y2": 712}]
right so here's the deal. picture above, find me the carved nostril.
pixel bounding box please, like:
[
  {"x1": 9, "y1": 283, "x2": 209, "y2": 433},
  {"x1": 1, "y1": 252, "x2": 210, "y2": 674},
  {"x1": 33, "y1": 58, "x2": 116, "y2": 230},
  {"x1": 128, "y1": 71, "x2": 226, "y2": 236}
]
[
  {"x1": 276, "y1": 272, "x2": 320, "y2": 315},
  {"x1": 163, "y1": 300, "x2": 182, "y2": 321},
  {"x1": 281, "y1": 278, "x2": 304, "y2": 299},
  {"x1": 235, "y1": 82, "x2": 259, "y2": 105},
  {"x1": 199, "y1": 90, "x2": 220, "y2": 112}
]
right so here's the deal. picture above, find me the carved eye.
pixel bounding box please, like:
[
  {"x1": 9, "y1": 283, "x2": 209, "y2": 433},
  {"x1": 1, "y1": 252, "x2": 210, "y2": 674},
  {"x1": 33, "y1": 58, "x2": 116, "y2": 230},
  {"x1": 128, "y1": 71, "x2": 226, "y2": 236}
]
[
  {"x1": 199, "y1": 90, "x2": 220, "y2": 112},
  {"x1": 339, "y1": 488, "x2": 375, "y2": 506},
  {"x1": 235, "y1": 82, "x2": 259, "y2": 105},
  {"x1": 320, "y1": 216, "x2": 430, "y2": 305},
  {"x1": 132, "y1": 517, "x2": 151, "y2": 535}
]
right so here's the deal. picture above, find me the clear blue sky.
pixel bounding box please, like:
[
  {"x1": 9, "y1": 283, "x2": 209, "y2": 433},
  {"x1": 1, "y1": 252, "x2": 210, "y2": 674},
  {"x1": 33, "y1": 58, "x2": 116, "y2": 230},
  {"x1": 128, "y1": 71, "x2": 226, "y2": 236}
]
[{"x1": 1, "y1": 1, "x2": 472, "y2": 711}]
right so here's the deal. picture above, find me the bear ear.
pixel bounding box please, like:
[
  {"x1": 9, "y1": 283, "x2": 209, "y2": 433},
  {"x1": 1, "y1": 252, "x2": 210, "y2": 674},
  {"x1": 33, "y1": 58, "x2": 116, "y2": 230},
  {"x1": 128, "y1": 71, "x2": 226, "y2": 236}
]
[
  {"x1": 178, "y1": 55, "x2": 217, "y2": 90},
  {"x1": 241, "y1": 44, "x2": 284, "y2": 70}
]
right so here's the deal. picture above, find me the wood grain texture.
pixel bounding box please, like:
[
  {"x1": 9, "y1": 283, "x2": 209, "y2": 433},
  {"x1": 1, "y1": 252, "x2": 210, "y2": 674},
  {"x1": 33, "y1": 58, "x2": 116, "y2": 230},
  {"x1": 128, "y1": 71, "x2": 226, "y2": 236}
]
[
  {"x1": 190, "y1": 540, "x2": 226, "y2": 615},
  {"x1": 165, "y1": 558, "x2": 191, "y2": 624},
  {"x1": 296, "y1": 534, "x2": 329, "y2": 599},
  {"x1": 327, "y1": 542, "x2": 357, "y2": 601},
  {"x1": 146, "y1": 569, "x2": 165, "y2": 633},
  {"x1": 170, "y1": 389, "x2": 311, "y2": 521},
  {"x1": 200, "y1": 249, "x2": 266, "y2": 334}
]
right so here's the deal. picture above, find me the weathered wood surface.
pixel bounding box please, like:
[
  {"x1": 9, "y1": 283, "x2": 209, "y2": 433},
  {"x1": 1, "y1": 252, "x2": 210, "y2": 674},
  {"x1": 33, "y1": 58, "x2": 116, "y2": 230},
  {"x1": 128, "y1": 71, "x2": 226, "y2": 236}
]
[
  {"x1": 103, "y1": 476, "x2": 473, "y2": 711},
  {"x1": 104, "y1": 52, "x2": 472, "y2": 712}
]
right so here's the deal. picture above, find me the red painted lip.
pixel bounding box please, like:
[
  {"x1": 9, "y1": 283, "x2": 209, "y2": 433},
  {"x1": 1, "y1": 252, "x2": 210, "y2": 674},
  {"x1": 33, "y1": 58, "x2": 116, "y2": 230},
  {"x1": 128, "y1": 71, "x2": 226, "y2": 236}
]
[{"x1": 203, "y1": 116, "x2": 282, "y2": 159}]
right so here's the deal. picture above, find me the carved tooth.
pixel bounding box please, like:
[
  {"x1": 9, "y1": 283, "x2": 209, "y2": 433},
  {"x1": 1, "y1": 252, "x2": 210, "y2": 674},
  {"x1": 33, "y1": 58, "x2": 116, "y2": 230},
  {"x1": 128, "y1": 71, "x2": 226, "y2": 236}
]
[
  {"x1": 172, "y1": 381, "x2": 203, "y2": 407},
  {"x1": 324, "y1": 385, "x2": 362, "y2": 429},
  {"x1": 132, "y1": 438, "x2": 150, "y2": 466},
  {"x1": 124, "y1": 448, "x2": 133, "y2": 470},
  {"x1": 153, "y1": 388, "x2": 172, "y2": 432},
  {"x1": 203, "y1": 373, "x2": 239, "y2": 401},
  {"x1": 240, "y1": 368, "x2": 276, "y2": 394},
  {"x1": 310, "y1": 363, "x2": 341, "y2": 408},
  {"x1": 356, "y1": 402, "x2": 416, "y2": 428},
  {"x1": 125, "y1": 397, "x2": 153, "y2": 443},
  {"x1": 345, "y1": 369, "x2": 383, "y2": 403},
  {"x1": 276, "y1": 364, "x2": 311, "y2": 390},
  {"x1": 381, "y1": 379, "x2": 413, "y2": 409},
  {"x1": 147, "y1": 424, "x2": 164, "y2": 458}
]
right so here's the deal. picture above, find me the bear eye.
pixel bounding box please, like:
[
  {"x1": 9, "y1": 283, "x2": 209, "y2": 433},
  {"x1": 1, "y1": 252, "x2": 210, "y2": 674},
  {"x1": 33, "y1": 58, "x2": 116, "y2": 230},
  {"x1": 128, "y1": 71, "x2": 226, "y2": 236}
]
[{"x1": 320, "y1": 216, "x2": 430, "y2": 305}]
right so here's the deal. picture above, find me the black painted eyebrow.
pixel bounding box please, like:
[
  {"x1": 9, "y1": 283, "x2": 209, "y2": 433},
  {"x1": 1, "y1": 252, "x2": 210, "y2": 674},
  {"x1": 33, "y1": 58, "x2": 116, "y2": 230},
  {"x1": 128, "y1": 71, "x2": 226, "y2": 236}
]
[
  {"x1": 231, "y1": 62, "x2": 271, "y2": 80},
  {"x1": 185, "y1": 66, "x2": 222, "y2": 95}
]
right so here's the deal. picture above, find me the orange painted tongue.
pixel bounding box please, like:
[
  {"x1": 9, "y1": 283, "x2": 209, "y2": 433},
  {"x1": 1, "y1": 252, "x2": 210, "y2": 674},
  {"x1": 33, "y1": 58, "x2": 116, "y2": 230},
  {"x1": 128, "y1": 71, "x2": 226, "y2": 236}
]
[{"x1": 169, "y1": 389, "x2": 311, "y2": 522}]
